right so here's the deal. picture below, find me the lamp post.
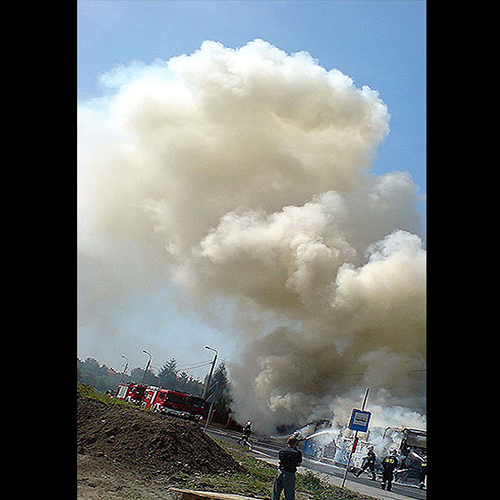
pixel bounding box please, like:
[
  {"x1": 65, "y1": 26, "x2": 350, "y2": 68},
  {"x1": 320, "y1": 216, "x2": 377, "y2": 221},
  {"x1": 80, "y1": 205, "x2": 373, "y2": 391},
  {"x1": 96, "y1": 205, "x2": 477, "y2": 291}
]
[
  {"x1": 202, "y1": 345, "x2": 218, "y2": 400},
  {"x1": 121, "y1": 355, "x2": 129, "y2": 375},
  {"x1": 141, "y1": 350, "x2": 152, "y2": 384},
  {"x1": 203, "y1": 380, "x2": 219, "y2": 432}
]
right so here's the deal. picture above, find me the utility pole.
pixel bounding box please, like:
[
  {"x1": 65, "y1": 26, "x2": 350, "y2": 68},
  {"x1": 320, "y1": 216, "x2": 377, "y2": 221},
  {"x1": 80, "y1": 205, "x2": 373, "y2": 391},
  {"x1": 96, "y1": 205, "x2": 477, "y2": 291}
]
[
  {"x1": 141, "y1": 350, "x2": 152, "y2": 384},
  {"x1": 121, "y1": 355, "x2": 129, "y2": 375},
  {"x1": 203, "y1": 380, "x2": 220, "y2": 432},
  {"x1": 202, "y1": 345, "x2": 218, "y2": 400},
  {"x1": 120, "y1": 355, "x2": 129, "y2": 383}
]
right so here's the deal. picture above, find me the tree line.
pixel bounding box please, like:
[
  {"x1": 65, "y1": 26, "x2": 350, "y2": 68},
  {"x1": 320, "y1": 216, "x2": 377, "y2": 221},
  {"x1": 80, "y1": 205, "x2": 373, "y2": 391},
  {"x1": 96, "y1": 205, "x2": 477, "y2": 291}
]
[{"x1": 77, "y1": 356, "x2": 234, "y2": 425}]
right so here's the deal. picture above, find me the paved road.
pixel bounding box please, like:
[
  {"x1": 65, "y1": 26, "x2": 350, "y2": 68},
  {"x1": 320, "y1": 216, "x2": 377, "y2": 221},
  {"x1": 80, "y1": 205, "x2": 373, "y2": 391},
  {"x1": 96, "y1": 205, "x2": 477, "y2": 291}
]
[{"x1": 206, "y1": 425, "x2": 426, "y2": 500}]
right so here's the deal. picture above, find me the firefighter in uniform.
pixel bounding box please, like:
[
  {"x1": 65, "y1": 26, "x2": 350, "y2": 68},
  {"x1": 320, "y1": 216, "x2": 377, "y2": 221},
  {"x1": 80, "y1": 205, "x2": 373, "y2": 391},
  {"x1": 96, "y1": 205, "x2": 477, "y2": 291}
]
[
  {"x1": 418, "y1": 456, "x2": 427, "y2": 489},
  {"x1": 238, "y1": 421, "x2": 252, "y2": 447},
  {"x1": 355, "y1": 445, "x2": 376, "y2": 480},
  {"x1": 380, "y1": 449, "x2": 398, "y2": 491}
]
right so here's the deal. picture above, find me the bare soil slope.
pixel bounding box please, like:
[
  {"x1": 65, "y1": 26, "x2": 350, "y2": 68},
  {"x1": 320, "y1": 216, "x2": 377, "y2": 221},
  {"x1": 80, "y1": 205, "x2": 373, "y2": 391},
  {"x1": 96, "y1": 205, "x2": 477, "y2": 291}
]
[{"x1": 77, "y1": 395, "x2": 245, "y2": 476}]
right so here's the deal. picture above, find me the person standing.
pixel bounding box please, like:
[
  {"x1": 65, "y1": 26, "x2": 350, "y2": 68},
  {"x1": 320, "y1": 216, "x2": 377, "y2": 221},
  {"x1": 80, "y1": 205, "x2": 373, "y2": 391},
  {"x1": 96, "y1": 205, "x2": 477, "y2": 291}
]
[
  {"x1": 418, "y1": 455, "x2": 427, "y2": 489},
  {"x1": 380, "y1": 448, "x2": 398, "y2": 491},
  {"x1": 272, "y1": 435, "x2": 302, "y2": 500}
]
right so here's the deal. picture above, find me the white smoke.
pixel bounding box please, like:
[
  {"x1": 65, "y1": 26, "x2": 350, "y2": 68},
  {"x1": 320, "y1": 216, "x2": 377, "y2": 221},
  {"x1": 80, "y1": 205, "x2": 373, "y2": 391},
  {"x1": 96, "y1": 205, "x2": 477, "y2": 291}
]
[{"x1": 77, "y1": 40, "x2": 425, "y2": 433}]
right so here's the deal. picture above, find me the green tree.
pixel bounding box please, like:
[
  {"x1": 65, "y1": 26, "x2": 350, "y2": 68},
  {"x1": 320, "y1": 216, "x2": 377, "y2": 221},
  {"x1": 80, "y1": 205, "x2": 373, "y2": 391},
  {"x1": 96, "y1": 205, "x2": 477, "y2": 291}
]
[
  {"x1": 205, "y1": 362, "x2": 233, "y2": 424},
  {"x1": 158, "y1": 357, "x2": 178, "y2": 389},
  {"x1": 129, "y1": 367, "x2": 158, "y2": 386},
  {"x1": 77, "y1": 357, "x2": 123, "y2": 392}
]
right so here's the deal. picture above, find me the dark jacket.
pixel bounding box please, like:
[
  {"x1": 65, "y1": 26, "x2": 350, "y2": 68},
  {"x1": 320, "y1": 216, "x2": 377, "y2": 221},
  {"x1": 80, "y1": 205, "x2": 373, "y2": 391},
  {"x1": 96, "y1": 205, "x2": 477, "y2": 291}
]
[
  {"x1": 382, "y1": 455, "x2": 398, "y2": 472},
  {"x1": 365, "y1": 449, "x2": 376, "y2": 464},
  {"x1": 278, "y1": 445, "x2": 302, "y2": 473}
]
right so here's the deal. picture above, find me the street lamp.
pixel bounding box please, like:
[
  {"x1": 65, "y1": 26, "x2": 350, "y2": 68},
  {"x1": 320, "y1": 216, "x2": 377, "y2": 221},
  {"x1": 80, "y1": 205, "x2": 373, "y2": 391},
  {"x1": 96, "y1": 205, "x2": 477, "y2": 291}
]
[
  {"x1": 141, "y1": 350, "x2": 152, "y2": 384},
  {"x1": 202, "y1": 345, "x2": 218, "y2": 400},
  {"x1": 121, "y1": 355, "x2": 129, "y2": 375}
]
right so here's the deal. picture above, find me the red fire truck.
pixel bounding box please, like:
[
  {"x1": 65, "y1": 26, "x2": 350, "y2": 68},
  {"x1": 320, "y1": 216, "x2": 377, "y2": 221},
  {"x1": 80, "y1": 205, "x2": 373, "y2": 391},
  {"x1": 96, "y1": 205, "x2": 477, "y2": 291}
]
[
  {"x1": 142, "y1": 386, "x2": 206, "y2": 421},
  {"x1": 116, "y1": 382, "x2": 147, "y2": 404}
]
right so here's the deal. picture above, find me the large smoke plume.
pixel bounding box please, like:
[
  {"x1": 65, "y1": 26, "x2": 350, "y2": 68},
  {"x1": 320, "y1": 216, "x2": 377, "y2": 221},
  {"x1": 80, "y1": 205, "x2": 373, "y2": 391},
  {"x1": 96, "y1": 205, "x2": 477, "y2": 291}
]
[{"x1": 78, "y1": 40, "x2": 425, "y2": 433}]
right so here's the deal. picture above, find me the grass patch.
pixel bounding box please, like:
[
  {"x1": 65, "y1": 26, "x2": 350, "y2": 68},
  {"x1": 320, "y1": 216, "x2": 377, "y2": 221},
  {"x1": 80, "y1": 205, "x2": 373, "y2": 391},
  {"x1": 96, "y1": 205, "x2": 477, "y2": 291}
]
[
  {"x1": 171, "y1": 438, "x2": 378, "y2": 500},
  {"x1": 77, "y1": 382, "x2": 136, "y2": 407},
  {"x1": 170, "y1": 440, "x2": 276, "y2": 497},
  {"x1": 77, "y1": 383, "x2": 378, "y2": 499}
]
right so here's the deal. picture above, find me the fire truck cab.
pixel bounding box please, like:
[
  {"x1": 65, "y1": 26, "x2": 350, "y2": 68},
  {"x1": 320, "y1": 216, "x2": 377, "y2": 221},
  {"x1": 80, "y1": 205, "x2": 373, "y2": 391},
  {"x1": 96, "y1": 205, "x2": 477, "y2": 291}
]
[
  {"x1": 116, "y1": 382, "x2": 147, "y2": 404},
  {"x1": 143, "y1": 386, "x2": 206, "y2": 421}
]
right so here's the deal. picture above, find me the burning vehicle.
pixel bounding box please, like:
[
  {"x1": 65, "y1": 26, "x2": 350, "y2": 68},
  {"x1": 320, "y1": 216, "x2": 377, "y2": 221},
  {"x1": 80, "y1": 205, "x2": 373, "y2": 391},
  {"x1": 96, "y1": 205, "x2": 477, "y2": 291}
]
[
  {"x1": 387, "y1": 427, "x2": 427, "y2": 487},
  {"x1": 295, "y1": 420, "x2": 340, "y2": 464},
  {"x1": 296, "y1": 420, "x2": 426, "y2": 487}
]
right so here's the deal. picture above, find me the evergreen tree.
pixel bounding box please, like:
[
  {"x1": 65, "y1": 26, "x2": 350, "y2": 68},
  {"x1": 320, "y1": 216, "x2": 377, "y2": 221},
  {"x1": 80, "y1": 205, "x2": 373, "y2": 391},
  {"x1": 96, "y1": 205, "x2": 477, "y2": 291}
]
[
  {"x1": 205, "y1": 362, "x2": 233, "y2": 424},
  {"x1": 158, "y1": 357, "x2": 178, "y2": 389}
]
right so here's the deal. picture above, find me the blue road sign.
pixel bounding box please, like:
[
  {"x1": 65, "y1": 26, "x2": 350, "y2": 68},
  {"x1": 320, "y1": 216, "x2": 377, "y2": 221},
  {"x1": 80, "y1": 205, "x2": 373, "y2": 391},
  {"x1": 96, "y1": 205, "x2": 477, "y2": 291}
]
[{"x1": 348, "y1": 409, "x2": 371, "y2": 432}]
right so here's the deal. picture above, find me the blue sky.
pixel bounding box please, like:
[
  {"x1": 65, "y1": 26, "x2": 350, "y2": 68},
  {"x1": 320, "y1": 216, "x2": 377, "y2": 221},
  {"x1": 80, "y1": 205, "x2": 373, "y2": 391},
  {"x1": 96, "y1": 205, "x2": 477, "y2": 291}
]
[
  {"x1": 77, "y1": 0, "x2": 426, "y2": 374},
  {"x1": 78, "y1": 0, "x2": 425, "y2": 190}
]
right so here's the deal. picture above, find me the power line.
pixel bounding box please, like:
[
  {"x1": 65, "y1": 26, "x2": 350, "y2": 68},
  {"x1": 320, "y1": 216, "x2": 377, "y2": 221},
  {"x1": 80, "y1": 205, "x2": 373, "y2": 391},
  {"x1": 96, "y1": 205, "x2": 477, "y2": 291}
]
[
  {"x1": 177, "y1": 360, "x2": 213, "y2": 371},
  {"x1": 144, "y1": 359, "x2": 213, "y2": 373}
]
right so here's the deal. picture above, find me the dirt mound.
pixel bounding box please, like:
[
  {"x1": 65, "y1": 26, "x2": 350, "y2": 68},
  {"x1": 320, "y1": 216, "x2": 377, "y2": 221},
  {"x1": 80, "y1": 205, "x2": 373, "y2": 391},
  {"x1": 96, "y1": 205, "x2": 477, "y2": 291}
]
[{"x1": 77, "y1": 396, "x2": 245, "y2": 476}]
